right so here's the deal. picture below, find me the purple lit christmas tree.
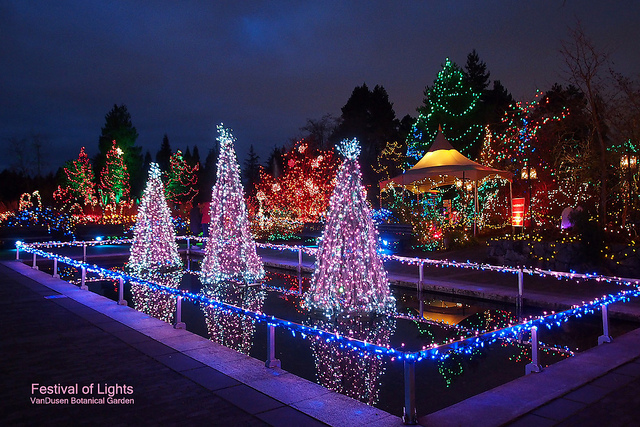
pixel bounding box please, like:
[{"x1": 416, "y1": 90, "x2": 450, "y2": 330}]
[
  {"x1": 305, "y1": 139, "x2": 395, "y2": 315},
  {"x1": 201, "y1": 125, "x2": 264, "y2": 283},
  {"x1": 128, "y1": 163, "x2": 182, "y2": 272}
]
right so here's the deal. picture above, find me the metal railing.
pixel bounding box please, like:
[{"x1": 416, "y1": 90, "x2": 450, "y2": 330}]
[{"x1": 16, "y1": 239, "x2": 640, "y2": 424}]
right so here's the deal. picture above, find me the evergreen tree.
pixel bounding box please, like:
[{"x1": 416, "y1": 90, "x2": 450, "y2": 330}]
[
  {"x1": 242, "y1": 145, "x2": 261, "y2": 195},
  {"x1": 96, "y1": 104, "x2": 143, "y2": 197},
  {"x1": 198, "y1": 146, "x2": 219, "y2": 201},
  {"x1": 408, "y1": 58, "x2": 483, "y2": 161},
  {"x1": 332, "y1": 84, "x2": 400, "y2": 199},
  {"x1": 191, "y1": 145, "x2": 200, "y2": 166},
  {"x1": 253, "y1": 140, "x2": 339, "y2": 238},
  {"x1": 266, "y1": 146, "x2": 284, "y2": 178},
  {"x1": 201, "y1": 125, "x2": 264, "y2": 283},
  {"x1": 156, "y1": 134, "x2": 172, "y2": 172},
  {"x1": 164, "y1": 150, "x2": 199, "y2": 205},
  {"x1": 485, "y1": 80, "x2": 516, "y2": 132},
  {"x1": 464, "y1": 49, "x2": 490, "y2": 94},
  {"x1": 142, "y1": 151, "x2": 153, "y2": 174},
  {"x1": 305, "y1": 139, "x2": 394, "y2": 315},
  {"x1": 128, "y1": 162, "x2": 182, "y2": 272},
  {"x1": 99, "y1": 140, "x2": 130, "y2": 209},
  {"x1": 53, "y1": 147, "x2": 97, "y2": 207}
]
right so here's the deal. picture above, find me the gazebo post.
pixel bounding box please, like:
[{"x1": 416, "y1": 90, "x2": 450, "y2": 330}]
[{"x1": 473, "y1": 178, "x2": 478, "y2": 236}]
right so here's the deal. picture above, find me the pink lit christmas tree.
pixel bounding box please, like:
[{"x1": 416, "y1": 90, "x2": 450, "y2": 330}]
[
  {"x1": 305, "y1": 139, "x2": 395, "y2": 315},
  {"x1": 128, "y1": 162, "x2": 182, "y2": 272},
  {"x1": 201, "y1": 125, "x2": 264, "y2": 283}
]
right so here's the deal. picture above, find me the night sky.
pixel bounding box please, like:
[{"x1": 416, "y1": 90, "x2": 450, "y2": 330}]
[{"x1": 1, "y1": 1, "x2": 639, "y2": 173}]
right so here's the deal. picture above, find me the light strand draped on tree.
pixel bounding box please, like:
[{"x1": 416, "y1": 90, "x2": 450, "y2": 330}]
[
  {"x1": 201, "y1": 124, "x2": 264, "y2": 283},
  {"x1": 164, "y1": 150, "x2": 199, "y2": 205},
  {"x1": 407, "y1": 58, "x2": 483, "y2": 162},
  {"x1": 99, "y1": 140, "x2": 131, "y2": 209},
  {"x1": 53, "y1": 146, "x2": 97, "y2": 208},
  {"x1": 128, "y1": 163, "x2": 182, "y2": 272},
  {"x1": 305, "y1": 139, "x2": 395, "y2": 316}
]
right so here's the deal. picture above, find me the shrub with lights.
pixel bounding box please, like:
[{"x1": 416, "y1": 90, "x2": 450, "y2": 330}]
[
  {"x1": 201, "y1": 125, "x2": 264, "y2": 283},
  {"x1": 305, "y1": 138, "x2": 395, "y2": 315},
  {"x1": 127, "y1": 163, "x2": 182, "y2": 273}
]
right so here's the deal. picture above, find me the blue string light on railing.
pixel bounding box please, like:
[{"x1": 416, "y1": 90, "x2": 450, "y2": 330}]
[{"x1": 16, "y1": 239, "x2": 640, "y2": 364}]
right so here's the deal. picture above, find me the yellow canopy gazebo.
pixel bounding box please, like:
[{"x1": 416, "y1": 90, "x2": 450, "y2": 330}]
[{"x1": 379, "y1": 131, "x2": 514, "y2": 234}]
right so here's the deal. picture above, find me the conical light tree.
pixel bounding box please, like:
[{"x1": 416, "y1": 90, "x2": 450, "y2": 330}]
[
  {"x1": 128, "y1": 162, "x2": 182, "y2": 272},
  {"x1": 201, "y1": 124, "x2": 264, "y2": 283},
  {"x1": 305, "y1": 139, "x2": 395, "y2": 315}
]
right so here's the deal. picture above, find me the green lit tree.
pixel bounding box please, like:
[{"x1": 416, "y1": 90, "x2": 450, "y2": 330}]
[
  {"x1": 96, "y1": 104, "x2": 143, "y2": 197},
  {"x1": 408, "y1": 58, "x2": 483, "y2": 161},
  {"x1": 99, "y1": 140, "x2": 130, "y2": 209}
]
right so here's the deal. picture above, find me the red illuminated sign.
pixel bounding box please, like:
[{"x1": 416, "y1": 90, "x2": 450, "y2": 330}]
[{"x1": 512, "y1": 197, "x2": 525, "y2": 227}]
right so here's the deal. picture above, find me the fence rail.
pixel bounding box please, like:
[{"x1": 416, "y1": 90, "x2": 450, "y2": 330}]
[{"x1": 15, "y1": 238, "x2": 640, "y2": 424}]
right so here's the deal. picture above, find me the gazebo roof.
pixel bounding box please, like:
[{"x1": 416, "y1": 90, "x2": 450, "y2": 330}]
[{"x1": 380, "y1": 131, "x2": 513, "y2": 192}]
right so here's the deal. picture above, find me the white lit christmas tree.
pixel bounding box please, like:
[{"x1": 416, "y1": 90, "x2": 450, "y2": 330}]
[
  {"x1": 201, "y1": 124, "x2": 264, "y2": 283},
  {"x1": 128, "y1": 163, "x2": 182, "y2": 272},
  {"x1": 305, "y1": 139, "x2": 395, "y2": 315}
]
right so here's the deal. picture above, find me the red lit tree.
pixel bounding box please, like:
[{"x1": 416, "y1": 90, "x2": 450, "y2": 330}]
[
  {"x1": 164, "y1": 150, "x2": 199, "y2": 206},
  {"x1": 253, "y1": 140, "x2": 339, "y2": 238},
  {"x1": 54, "y1": 146, "x2": 97, "y2": 207}
]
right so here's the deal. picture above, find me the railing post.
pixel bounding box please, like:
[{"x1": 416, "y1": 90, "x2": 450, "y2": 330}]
[
  {"x1": 418, "y1": 262, "x2": 424, "y2": 292},
  {"x1": 80, "y1": 267, "x2": 88, "y2": 290},
  {"x1": 517, "y1": 269, "x2": 524, "y2": 307},
  {"x1": 298, "y1": 247, "x2": 302, "y2": 273},
  {"x1": 525, "y1": 326, "x2": 542, "y2": 374},
  {"x1": 52, "y1": 258, "x2": 60, "y2": 278},
  {"x1": 186, "y1": 237, "x2": 190, "y2": 255},
  {"x1": 265, "y1": 324, "x2": 281, "y2": 368},
  {"x1": 598, "y1": 304, "x2": 613, "y2": 345},
  {"x1": 174, "y1": 295, "x2": 186, "y2": 329},
  {"x1": 403, "y1": 357, "x2": 417, "y2": 425},
  {"x1": 118, "y1": 277, "x2": 127, "y2": 306},
  {"x1": 16, "y1": 245, "x2": 20, "y2": 260},
  {"x1": 32, "y1": 253, "x2": 39, "y2": 270},
  {"x1": 83, "y1": 242, "x2": 87, "y2": 263}
]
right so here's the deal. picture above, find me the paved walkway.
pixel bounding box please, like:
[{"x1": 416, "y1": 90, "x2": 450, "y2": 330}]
[{"x1": 0, "y1": 261, "x2": 400, "y2": 426}]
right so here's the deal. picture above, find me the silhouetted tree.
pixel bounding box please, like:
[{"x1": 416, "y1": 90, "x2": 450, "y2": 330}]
[
  {"x1": 242, "y1": 145, "x2": 261, "y2": 196},
  {"x1": 156, "y1": 134, "x2": 172, "y2": 172},
  {"x1": 331, "y1": 84, "x2": 400, "y2": 203}
]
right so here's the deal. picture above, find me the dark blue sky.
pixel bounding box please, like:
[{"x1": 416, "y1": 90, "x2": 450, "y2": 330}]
[{"x1": 1, "y1": 1, "x2": 638, "y2": 173}]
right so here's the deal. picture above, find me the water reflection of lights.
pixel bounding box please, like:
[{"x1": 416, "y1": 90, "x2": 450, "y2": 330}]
[
  {"x1": 307, "y1": 313, "x2": 396, "y2": 406},
  {"x1": 200, "y1": 281, "x2": 266, "y2": 355},
  {"x1": 130, "y1": 270, "x2": 183, "y2": 324}
]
